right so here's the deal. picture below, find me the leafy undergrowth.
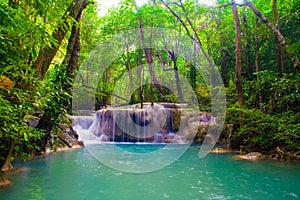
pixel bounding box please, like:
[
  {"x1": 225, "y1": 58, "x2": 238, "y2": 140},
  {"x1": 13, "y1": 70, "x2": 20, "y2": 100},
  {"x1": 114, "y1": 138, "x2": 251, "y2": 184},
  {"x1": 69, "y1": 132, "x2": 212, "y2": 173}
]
[{"x1": 226, "y1": 105, "x2": 300, "y2": 153}]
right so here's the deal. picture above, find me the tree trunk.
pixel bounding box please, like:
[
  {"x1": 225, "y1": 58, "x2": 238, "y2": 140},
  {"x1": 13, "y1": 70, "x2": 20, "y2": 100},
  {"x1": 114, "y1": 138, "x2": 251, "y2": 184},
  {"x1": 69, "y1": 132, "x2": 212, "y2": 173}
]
[
  {"x1": 36, "y1": 1, "x2": 88, "y2": 150},
  {"x1": 137, "y1": 49, "x2": 144, "y2": 108},
  {"x1": 162, "y1": 22, "x2": 184, "y2": 103},
  {"x1": 211, "y1": 12, "x2": 230, "y2": 87},
  {"x1": 62, "y1": 1, "x2": 88, "y2": 114},
  {"x1": 1, "y1": 140, "x2": 14, "y2": 171},
  {"x1": 246, "y1": 1, "x2": 299, "y2": 69},
  {"x1": 243, "y1": 10, "x2": 255, "y2": 108},
  {"x1": 243, "y1": 12, "x2": 253, "y2": 79},
  {"x1": 33, "y1": 0, "x2": 89, "y2": 80},
  {"x1": 254, "y1": 17, "x2": 263, "y2": 112},
  {"x1": 232, "y1": 1, "x2": 244, "y2": 127},
  {"x1": 138, "y1": 23, "x2": 167, "y2": 103},
  {"x1": 272, "y1": 0, "x2": 284, "y2": 76},
  {"x1": 124, "y1": 40, "x2": 133, "y2": 96},
  {"x1": 169, "y1": 51, "x2": 184, "y2": 102}
]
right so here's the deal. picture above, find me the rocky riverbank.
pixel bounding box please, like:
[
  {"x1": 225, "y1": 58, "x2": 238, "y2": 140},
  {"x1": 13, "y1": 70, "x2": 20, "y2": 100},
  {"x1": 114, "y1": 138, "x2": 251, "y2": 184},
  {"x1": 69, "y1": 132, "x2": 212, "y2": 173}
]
[
  {"x1": 0, "y1": 171, "x2": 12, "y2": 188},
  {"x1": 210, "y1": 146, "x2": 300, "y2": 162},
  {"x1": 25, "y1": 113, "x2": 84, "y2": 154}
]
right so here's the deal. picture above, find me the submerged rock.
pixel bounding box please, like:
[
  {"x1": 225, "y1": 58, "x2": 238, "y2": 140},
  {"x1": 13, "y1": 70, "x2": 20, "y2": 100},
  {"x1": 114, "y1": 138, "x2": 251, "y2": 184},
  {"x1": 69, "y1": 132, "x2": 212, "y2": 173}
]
[
  {"x1": 210, "y1": 147, "x2": 235, "y2": 154},
  {"x1": 233, "y1": 152, "x2": 266, "y2": 161}
]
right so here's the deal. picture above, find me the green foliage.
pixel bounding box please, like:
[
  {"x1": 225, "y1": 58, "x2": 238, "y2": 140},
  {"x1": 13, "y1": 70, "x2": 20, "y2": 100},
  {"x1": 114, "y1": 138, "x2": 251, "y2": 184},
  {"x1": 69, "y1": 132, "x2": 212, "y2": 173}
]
[
  {"x1": 244, "y1": 71, "x2": 300, "y2": 113},
  {"x1": 83, "y1": 0, "x2": 300, "y2": 153},
  {"x1": 0, "y1": 63, "x2": 45, "y2": 163},
  {"x1": 227, "y1": 105, "x2": 300, "y2": 152},
  {"x1": 0, "y1": 0, "x2": 299, "y2": 163},
  {"x1": 42, "y1": 64, "x2": 72, "y2": 115},
  {"x1": 195, "y1": 84, "x2": 211, "y2": 111},
  {"x1": 0, "y1": 0, "x2": 73, "y2": 166},
  {"x1": 226, "y1": 70, "x2": 300, "y2": 151}
]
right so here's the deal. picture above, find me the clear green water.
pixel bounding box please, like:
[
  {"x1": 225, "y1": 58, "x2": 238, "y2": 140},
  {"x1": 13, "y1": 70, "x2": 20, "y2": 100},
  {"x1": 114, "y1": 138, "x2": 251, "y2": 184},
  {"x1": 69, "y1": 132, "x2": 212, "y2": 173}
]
[{"x1": 1, "y1": 145, "x2": 300, "y2": 200}]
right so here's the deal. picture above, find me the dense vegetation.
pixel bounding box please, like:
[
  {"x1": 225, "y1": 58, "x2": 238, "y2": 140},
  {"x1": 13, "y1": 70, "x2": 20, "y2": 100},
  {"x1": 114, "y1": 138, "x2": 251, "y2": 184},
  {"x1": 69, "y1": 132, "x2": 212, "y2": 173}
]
[{"x1": 0, "y1": 0, "x2": 299, "y2": 170}]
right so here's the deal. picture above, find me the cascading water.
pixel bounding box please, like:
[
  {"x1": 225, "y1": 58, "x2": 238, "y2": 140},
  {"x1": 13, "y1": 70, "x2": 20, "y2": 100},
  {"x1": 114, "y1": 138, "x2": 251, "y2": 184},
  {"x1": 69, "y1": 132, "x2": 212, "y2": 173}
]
[
  {"x1": 135, "y1": 110, "x2": 141, "y2": 143},
  {"x1": 112, "y1": 113, "x2": 116, "y2": 143},
  {"x1": 72, "y1": 103, "x2": 216, "y2": 145}
]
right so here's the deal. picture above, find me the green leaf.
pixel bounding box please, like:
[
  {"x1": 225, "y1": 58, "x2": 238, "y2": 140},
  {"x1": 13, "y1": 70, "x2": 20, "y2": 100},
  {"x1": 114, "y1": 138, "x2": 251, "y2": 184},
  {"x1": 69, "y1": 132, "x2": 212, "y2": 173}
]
[{"x1": 24, "y1": 132, "x2": 28, "y2": 142}]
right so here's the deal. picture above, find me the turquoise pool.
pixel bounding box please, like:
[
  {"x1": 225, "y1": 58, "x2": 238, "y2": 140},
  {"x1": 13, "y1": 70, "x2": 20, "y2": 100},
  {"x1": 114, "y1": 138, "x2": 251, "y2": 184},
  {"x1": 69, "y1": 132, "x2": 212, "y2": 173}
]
[{"x1": 1, "y1": 145, "x2": 299, "y2": 200}]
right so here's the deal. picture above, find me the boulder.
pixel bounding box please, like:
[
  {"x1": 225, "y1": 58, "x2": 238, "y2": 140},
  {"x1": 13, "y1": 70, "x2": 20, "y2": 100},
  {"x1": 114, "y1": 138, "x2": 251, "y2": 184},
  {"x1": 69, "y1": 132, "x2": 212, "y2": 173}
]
[
  {"x1": 187, "y1": 121, "x2": 200, "y2": 140},
  {"x1": 180, "y1": 116, "x2": 189, "y2": 128},
  {"x1": 233, "y1": 152, "x2": 266, "y2": 161},
  {"x1": 56, "y1": 125, "x2": 79, "y2": 148},
  {"x1": 172, "y1": 135, "x2": 187, "y2": 144},
  {"x1": 153, "y1": 133, "x2": 164, "y2": 143},
  {"x1": 48, "y1": 115, "x2": 84, "y2": 152},
  {"x1": 188, "y1": 115, "x2": 201, "y2": 124}
]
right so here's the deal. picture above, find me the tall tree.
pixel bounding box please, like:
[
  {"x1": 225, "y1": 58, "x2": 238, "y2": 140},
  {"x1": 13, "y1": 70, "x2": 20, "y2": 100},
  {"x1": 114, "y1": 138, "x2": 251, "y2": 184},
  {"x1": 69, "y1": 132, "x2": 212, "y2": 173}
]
[
  {"x1": 232, "y1": 0, "x2": 244, "y2": 127},
  {"x1": 272, "y1": 0, "x2": 284, "y2": 76},
  {"x1": 242, "y1": 10, "x2": 253, "y2": 78},
  {"x1": 254, "y1": 17, "x2": 263, "y2": 112},
  {"x1": 138, "y1": 20, "x2": 167, "y2": 104},
  {"x1": 36, "y1": 0, "x2": 89, "y2": 151},
  {"x1": 33, "y1": 0, "x2": 89, "y2": 80},
  {"x1": 62, "y1": 0, "x2": 90, "y2": 113}
]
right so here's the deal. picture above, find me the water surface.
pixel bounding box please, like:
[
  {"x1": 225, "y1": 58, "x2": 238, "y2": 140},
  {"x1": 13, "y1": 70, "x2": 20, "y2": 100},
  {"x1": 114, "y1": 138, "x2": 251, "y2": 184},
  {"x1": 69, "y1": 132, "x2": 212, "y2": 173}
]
[{"x1": 1, "y1": 145, "x2": 299, "y2": 200}]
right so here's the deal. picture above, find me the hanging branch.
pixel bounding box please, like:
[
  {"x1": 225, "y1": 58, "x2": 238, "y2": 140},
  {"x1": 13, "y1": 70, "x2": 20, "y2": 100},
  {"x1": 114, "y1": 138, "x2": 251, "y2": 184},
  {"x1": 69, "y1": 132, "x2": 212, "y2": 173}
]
[
  {"x1": 138, "y1": 22, "x2": 168, "y2": 103},
  {"x1": 244, "y1": 1, "x2": 299, "y2": 69},
  {"x1": 161, "y1": 0, "x2": 213, "y2": 66},
  {"x1": 78, "y1": 74, "x2": 128, "y2": 102},
  {"x1": 160, "y1": 0, "x2": 194, "y2": 41},
  {"x1": 160, "y1": 22, "x2": 184, "y2": 102},
  {"x1": 160, "y1": 0, "x2": 217, "y2": 87}
]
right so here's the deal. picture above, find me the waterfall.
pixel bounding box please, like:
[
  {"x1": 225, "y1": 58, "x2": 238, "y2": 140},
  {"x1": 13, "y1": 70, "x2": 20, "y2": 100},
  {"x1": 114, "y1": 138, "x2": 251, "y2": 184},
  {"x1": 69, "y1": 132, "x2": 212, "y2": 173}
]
[
  {"x1": 72, "y1": 103, "x2": 214, "y2": 145},
  {"x1": 112, "y1": 112, "x2": 116, "y2": 143},
  {"x1": 166, "y1": 109, "x2": 172, "y2": 132},
  {"x1": 88, "y1": 111, "x2": 102, "y2": 137},
  {"x1": 135, "y1": 110, "x2": 141, "y2": 143},
  {"x1": 71, "y1": 116, "x2": 94, "y2": 130},
  {"x1": 143, "y1": 109, "x2": 147, "y2": 143}
]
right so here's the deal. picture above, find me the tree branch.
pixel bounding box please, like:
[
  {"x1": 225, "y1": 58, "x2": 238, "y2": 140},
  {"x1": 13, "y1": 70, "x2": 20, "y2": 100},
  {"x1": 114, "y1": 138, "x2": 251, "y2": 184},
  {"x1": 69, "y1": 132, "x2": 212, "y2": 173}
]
[{"x1": 245, "y1": 1, "x2": 299, "y2": 68}]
